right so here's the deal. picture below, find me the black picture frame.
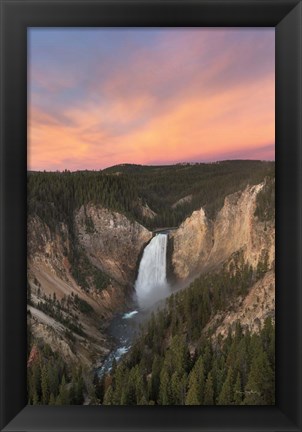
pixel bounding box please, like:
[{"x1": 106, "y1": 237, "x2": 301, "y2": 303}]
[{"x1": 0, "y1": 0, "x2": 301, "y2": 431}]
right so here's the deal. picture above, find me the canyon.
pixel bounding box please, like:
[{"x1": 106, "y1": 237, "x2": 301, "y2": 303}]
[{"x1": 28, "y1": 177, "x2": 275, "y2": 373}]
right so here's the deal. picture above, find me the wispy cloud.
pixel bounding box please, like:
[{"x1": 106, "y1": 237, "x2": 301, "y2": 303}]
[{"x1": 28, "y1": 28, "x2": 275, "y2": 171}]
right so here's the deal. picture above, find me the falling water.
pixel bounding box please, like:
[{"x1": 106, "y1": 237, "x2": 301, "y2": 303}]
[
  {"x1": 97, "y1": 233, "x2": 169, "y2": 377},
  {"x1": 135, "y1": 233, "x2": 169, "y2": 308}
]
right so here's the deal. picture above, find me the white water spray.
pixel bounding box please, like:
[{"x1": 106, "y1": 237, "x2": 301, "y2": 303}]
[
  {"x1": 122, "y1": 310, "x2": 138, "y2": 320},
  {"x1": 135, "y1": 233, "x2": 169, "y2": 308}
]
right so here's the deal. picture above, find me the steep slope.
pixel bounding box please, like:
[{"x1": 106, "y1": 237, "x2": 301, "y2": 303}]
[
  {"x1": 28, "y1": 208, "x2": 152, "y2": 368},
  {"x1": 100, "y1": 258, "x2": 275, "y2": 405},
  {"x1": 99, "y1": 178, "x2": 275, "y2": 405},
  {"x1": 75, "y1": 205, "x2": 152, "y2": 286},
  {"x1": 170, "y1": 208, "x2": 213, "y2": 280},
  {"x1": 171, "y1": 182, "x2": 275, "y2": 280},
  {"x1": 205, "y1": 269, "x2": 275, "y2": 338},
  {"x1": 27, "y1": 163, "x2": 275, "y2": 406}
]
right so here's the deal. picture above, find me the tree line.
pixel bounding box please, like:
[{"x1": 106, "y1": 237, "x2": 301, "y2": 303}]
[
  {"x1": 254, "y1": 177, "x2": 275, "y2": 222},
  {"x1": 97, "y1": 253, "x2": 274, "y2": 405},
  {"x1": 27, "y1": 329, "x2": 105, "y2": 405},
  {"x1": 99, "y1": 319, "x2": 274, "y2": 406},
  {"x1": 28, "y1": 160, "x2": 275, "y2": 232},
  {"x1": 27, "y1": 250, "x2": 274, "y2": 405},
  {"x1": 28, "y1": 161, "x2": 274, "y2": 292}
]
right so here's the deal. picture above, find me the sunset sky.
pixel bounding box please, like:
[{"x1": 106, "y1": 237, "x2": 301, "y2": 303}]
[{"x1": 28, "y1": 28, "x2": 275, "y2": 171}]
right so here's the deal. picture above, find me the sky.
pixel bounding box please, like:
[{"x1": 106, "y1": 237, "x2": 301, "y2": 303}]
[{"x1": 28, "y1": 28, "x2": 275, "y2": 171}]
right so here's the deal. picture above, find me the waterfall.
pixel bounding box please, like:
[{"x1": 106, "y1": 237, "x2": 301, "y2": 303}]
[{"x1": 135, "y1": 233, "x2": 169, "y2": 309}]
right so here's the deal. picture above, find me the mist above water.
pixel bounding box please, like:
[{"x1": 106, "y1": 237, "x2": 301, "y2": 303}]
[
  {"x1": 98, "y1": 233, "x2": 170, "y2": 377},
  {"x1": 135, "y1": 233, "x2": 169, "y2": 309}
]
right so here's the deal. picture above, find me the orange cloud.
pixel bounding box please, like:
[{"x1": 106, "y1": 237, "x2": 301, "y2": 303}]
[
  {"x1": 111, "y1": 76, "x2": 274, "y2": 164},
  {"x1": 28, "y1": 29, "x2": 275, "y2": 170},
  {"x1": 28, "y1": 71, "x2": 274, "y2": 171}
]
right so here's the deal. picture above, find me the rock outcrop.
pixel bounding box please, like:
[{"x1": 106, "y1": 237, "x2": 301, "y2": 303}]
[
  {"x1": 27, "y1": 182, "x2": 274, "y2": 367},
  {"x1": 208, "y1": 183, "x2": 274, "y2": 270},
  {"x1": 28, "y1": 215, "x2": 125, "y2": 316},
  {"x1": 171, "y1": 194, "x2": 192, "y2": 209},
  {"x1": 170, "y1": 208, "x2": 213, "y2": 280},
  {"x1": 205, "y1": 270, "x2": 275, "y2": 338},
  {"x1": 28, "y1": 206, "x2": 152, "y2": 367},
  {"x1": 75, "y1": 205, "x2": 152, "y2": 286},
  {"x1": 170, "y1": 183, "x2": 275, "y2": 280},
  {"x1": 139, "y1": 201, "x2": 157, "y2": 219}
]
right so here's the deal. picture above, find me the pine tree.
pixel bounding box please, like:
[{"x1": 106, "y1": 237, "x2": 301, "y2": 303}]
[
  {"x1": 243, "y1": 350, "x2": 274, "y2": 405},
  {"x1": 31, "y1": 362, "x2": 42, "y2": 401},
  {"x1": 113, "y1": 365, "x2": 127, "y2": 404},
  {"x1": 217, "y1": 367, "x2": 234, "y2": 405},
  {"x1": 261, "y1": 317, "x2": 275, "y2": 365},
  {"x1": 48, "y1": 364, "x2": 59, "y2": 398},
  {"x1": 170, "y1": 372, "x2": 183, "y2": 405},
  {"x1": 243, "y1": 373, "x2": 259, "y2": 405},
  {"x1": 185, "y1": 377, "x2": 200, "y2": 405},
  {"x1": 159, "y1": 366, "x2": 171, "y2": 405},
  {"x1": 103, "y1": 385, "x2": 114, "y2": 405},
  {"x1": 121, "y1": 369, "x2": 136, "y2": 405},
  {"x1": 134, "y1": 366, "x2": 145, "y2": 404},
  {"x1": 233, "y1": 373, "x2": 242, "y2": 405},
  {"x1": 94, "y1": 373, "x2": 105, "y2": 403},
  {"x1": 149, "y1": 356, "x2": 161, "y2": 402},
  {"x1": 185, "y1": 357, "x2": 205, "y2": 405},
  {"x1": 41, "y1": 365, "x2": 50, "y2": 404},
  {"x1": 170, "y1": 335, "x2": 189, "y2": 375},
  {"x1": 203, "y1": 372, "x2": 214, "y2": 405},
  {"x1": 58, "y1": 375, "x2": 70, "y2": 405},
  {"x1": 180, "y1": 372, "x2": 188, "y2": 405}
]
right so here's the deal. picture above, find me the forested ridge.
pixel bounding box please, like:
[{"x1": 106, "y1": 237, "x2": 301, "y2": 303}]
[
  {"x1": 28, "y1": 251, "x2": 274, "y2": 405},
  {"x1": 28, "y1": 160, "x2": 275, "y2": 231},
  {"x1": 27, "y1": 289, "x2": 102, "y2": 405},
  {"x1": 103, "y1": 160, "x2": 274, "y2": 225},
  {"x1": 28, "y1": 161, "x2": 274, "y2": 291},
  {"x1": 100, "y1": 322, "x2": 274, "y2": 405},
  {"x1": 255, "y1": 176, "x2": 275, "y2": 222},
  {"x1": 27, "y1": 328, "x2": 100, "y2": 405},
  {"x1": 27, "y1": 160, "x2": 275, "y2": 405},
  {"x1": 98, "y1": 254, "x2": 274, "y2": 405}
]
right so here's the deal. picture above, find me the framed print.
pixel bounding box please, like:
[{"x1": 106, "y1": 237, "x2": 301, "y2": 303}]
[{"x1": 0, "y1": 0, "x2": 301, "y2": 431}]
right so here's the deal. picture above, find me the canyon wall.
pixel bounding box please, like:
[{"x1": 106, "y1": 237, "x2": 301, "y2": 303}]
[
  {"x1": 28, "y1": 181, "x2": 275, "y2": 365},
  {"x1": 28, "y1": 207, "x2": 152, "y2": 367},
  {"x1": 170, "y1": 183, "x2": 275, "y2": 280},
  {"x1": 75, "y1": 205, "x2": 152, "y2": 286}
]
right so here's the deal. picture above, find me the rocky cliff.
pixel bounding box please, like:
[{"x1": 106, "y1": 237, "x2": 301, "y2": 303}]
[
  {"x1": 170, "y1": 182, "x2": 275, "y2": 336},
  {"x1": 171, "y1": 183, "x2": 275, "y2": 279},
  {"x1": 28, "y1": 206, "x2": 152, "y2": 367},
  {"x1": 28, "y1": 181, "x2": 274, "y2": 366},
  {"x1": 75, "y1": 205, "x2": 152, "y2": 286},
  {"x1": 205, "y1": 269, "x2": 275, "y2": 338},
  {"x1": 170, "y1": 208, "x2": 213, "y2": 280}
]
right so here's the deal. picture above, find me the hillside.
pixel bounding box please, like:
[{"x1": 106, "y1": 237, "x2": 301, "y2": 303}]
[
  {"x1": 27, "y1": 160, "x2": 275, "y2": 405},
  {"x1": 100, "y1": 196, "x2": 275, "y2": 405},
  {"x1": 28, "y1": 160, "x2": 274, "y2": 230}
]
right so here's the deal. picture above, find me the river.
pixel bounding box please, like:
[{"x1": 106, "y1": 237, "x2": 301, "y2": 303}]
[{"x1": 97, "y1": 233, "x2": 170, "y2": 378}]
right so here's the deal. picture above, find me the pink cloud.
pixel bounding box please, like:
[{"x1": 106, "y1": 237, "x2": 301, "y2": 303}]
[{"x1": 28, "y1": 29, "x2": 275, "y2": 171}]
